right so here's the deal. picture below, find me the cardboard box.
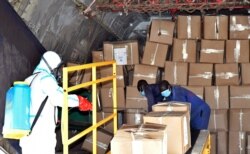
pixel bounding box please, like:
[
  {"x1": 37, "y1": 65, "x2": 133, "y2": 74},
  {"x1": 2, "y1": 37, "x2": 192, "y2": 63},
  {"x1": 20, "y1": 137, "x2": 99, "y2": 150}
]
[
  {"x1": 164, "y1": 61, "x2": 188, "y2": 86},
  {"x1": 144, "y1": 111, "x2": 191, "y2": 154},
  {"x1": 229, "y1": 109, "x2": 250, "y2": 131},
  {"x1": 103, "y1": 40, "x2": 139, "y2": 65},
  {"x1": 172, "y1": 39, "x2": 197, "y2": 63},
  {"x1": 205, "y1": 86, "x2": 229, "y2": 109},
  {"x1": 149, "y1": 19, "x2": 175, "y2": 45},
  {"x1": 183, "y1": 86, "x2": 204, "y2": 99},
  {"x1": 124, "y1": 108, "x2": 146, "y2": 125},
  {"x1": 67, "y1": 62, "x2": 84, "y2": 86},
  {"x1": 226, "y1": 40, "x2": 250, "y2": 63},
  {"x1": 92, "y1": 51, "x2": 104, "y2": 62},
  {"x1": 247, "y1": 134, "x2": 250, "y2": 154},
  {"x1": 125, "y1": 86, "x2": 148, "y2": 111},
  {"x1": 100, "y1": 87, "x2": 125, "y2": 110},
  {"x1": 177, "y1": 15, "x2": 201, "y2": 39},
  {"x1": 97, "y1": 111, "x2": 124, "y2": 133},
  {"x1": 111, "y1": 123, "x2": 167, "y2": 154},
  {"x1": 142, "y1": 41, "x2": 168, "y2": 68},
  {"x1": 152, "y1": 101, "x2": 190, "y2": 112},
  {"x1": 204, "y1": 16, "x2": 228, "y2": 40},
  {"x1": 215, "y1": 63, "x2": 239, "y2": 86},
  {"x1": 81, "y1": 129, "x2": 113, "y2": 154},
  {"x1": 230, "y1": 86, "x2": 250, "y2": 108},
  {"x1": 210, "y1": 131, "x2": 228, "y2": 154},
  {"x1": 200, "y1": 40, "x2": 225, "y2": 64},
  {"x1": 188, "y1": 63, "x2": 213, "y2": 86},
  {"x1": 230, "y1": 15, "x2": 250, "y2": 39},
  {"x1": 100, "y1": 65, "x2": 125, "y2": 87},
  {"x1": 210, "y1": 133, "x2": 216, "y2": 154},
  {"x1": 132, "y1": 64, "x2": 159, "y2": 86},
  {"x1": 229, "y1": 131, "x2": 246, "y2": 154},
  {"x1": 208, "y1": 109, "x2": 228, "y2": 131},
  {"x1": 241, "y1": 63, "x2": 250, "y2": 85}
]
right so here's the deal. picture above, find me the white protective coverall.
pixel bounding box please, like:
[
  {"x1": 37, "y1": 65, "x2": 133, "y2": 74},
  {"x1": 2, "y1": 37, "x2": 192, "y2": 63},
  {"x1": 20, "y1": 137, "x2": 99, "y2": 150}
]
[{"x1": 20, "y1": 51, "x2": 79, "y2": 154}]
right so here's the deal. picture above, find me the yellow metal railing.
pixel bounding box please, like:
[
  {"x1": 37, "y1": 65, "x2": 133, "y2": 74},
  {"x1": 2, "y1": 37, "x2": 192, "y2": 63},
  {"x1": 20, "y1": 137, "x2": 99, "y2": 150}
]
[{"x1": 62, "y1": 61, "x2": 118, "y2": 154}]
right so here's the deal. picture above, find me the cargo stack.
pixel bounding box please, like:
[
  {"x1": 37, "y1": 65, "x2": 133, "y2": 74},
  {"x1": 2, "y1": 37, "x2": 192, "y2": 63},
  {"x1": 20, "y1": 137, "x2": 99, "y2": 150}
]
[{"x1": 82, "y1": 14, "x2": 249, "y2": 154}]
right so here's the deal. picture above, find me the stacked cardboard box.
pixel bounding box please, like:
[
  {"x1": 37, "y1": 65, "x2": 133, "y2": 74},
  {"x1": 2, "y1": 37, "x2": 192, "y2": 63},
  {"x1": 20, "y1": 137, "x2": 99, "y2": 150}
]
[{"x1": 85, "y1": 14, "x2": 249, "y2": 153}]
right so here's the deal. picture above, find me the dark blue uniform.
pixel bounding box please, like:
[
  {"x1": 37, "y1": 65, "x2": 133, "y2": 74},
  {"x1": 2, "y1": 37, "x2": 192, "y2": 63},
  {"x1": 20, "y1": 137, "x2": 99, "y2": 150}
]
[
  {"x1": 166, "y1": 86, "x2": 211, "y2": 130},
  {"x1": 144, "y1": 85, "x2": 211, "y2": 130},
  {"x1": 144, "y1": 83, "x2": 164, "y2": 112}
]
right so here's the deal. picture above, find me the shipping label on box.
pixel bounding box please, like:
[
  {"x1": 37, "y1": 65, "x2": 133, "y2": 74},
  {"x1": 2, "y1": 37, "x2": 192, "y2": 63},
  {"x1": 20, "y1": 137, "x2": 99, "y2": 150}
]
[
  {"x1": 226, "y1": 40, "x2": 250, "y2": 63},
  {"x1": 230, "y1": 15, "x2": 250, "y2": 39},
  {"x1": 230, "y1": 86, "x2": 250, "y2": 108},
  {"x1": 103, "y1": 40, "x2": 139, "y2": 65},
  {"x1": 149, "y1": 19, "x2": 175, "y2": 45},
  {"x1": 100, "y1": 65, "x2": 125, "y2": 87},
  {"x1": 132, "y1": 64, "x2": 159, "y2": 86},
  {"x1": 229, "y1": 131, "x2": 246, "y2": 154},
  {"x1": 172, "y1": 39, "x2": 197, "y2": 63},
  {"x1": 188, "y1": 63, "x2": 213, "y2": 86},
  {"x1": 215, "y1": 63, "x2": 239, "y2": 86},
  {"x1": 111, "y1": 123, "x2": 167, "y2": 154},
  {"x1": 177, "y1": 15, "x2": 201, "y2": 39},
  {"x1": 205, "y1": 86, "x2": 229, "y2": 109},
  {"x1": 183, "y1": 86, "x2": 204, "y2": 99},
  {"x1": 143, "y1": 111, "x2": 191, "y2": 154},
  {"x1": 241, "y1": 63, "x2": 250, "y2": 85},
  {"x1": 142, "y1": 41, "x2": 168, "y2": 68},
  {"x1": 200, "y1": 40, "x2": 225, "y2": 64},
  {"x1": 164, "y1": 61, "x2": 188, "y2": 86},
  {"x1": 208, "y1": 109, "x2": 228, "y2": 131},
  {"x1": 230, "y1": 109, "x2": 250, "y2": 131},
  {"x1": 204, "y1": 16, "x2": 228, "y2": 40}
]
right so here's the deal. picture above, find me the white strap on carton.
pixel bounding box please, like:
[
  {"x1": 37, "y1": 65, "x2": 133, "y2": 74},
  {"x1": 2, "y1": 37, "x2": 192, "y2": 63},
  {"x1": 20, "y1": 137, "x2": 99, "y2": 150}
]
[
  {"x1": 134, "y1": 73, "x2": 156, "y2": 79},
  {"x1": 249, "y1": 16, "x2": 250, "y2": 39},
  {"x1": 117, "y1": 75, "x2": 124, "y2": 80},
  {"x1": 127, "y1": 97, "x2": 147, "y2": 101},
  {"x1": 108, "y1": 88, "x2": 113, "y2": 97},
  {"x1": 216, "y1": 72, "x2": 238, "y2": 79},
  {"x1": 201, "y1": 48, "x2": 224, "y2": 54},
  {"x1": 214, "y1": 87, "x2": 220, "y2": 109},
  {"x1": 215, "y1": 16, "x2": 220, "y2": 39},
  {"x1": 182, "y1": 40, "x2": 188, "y2": 61},
  {"x1": 173, "y1": 62, "x2": 177, "y2": 84},
  {"x1": 240, "y1": 109, "x2": 243, "y2": 131},
  {"x1": 231, "y1": 16, "x2": 249, "y2": 32},
  {"x1": 213, "y1": 110, "x2": 217, "y2": 130},
  {"x1": 151, "y1": 43, "x2": 159, "y2": 65},
  {"x1": 189, "y1": 72, "x2": 212, "y2": 79},
  {"x1": 130, "y1": 43, "x2": 133, "y2": 64},
  {"x1": 187, "y1": 16, "x2": 191, "y2": 38},
  {"x1": 85, "y1": 138, "x2": 108, "y2": 150},
  {"x1": 234, "y1": 40, "x2": 241, "y2": 63},
  {"x1": 231, "y1": 95, "x2": 250, "y2": 99},
  {"x1": 238, "y1": 131, "x2": 244, "y2": 154},
  {"x1": 183, "y1": 116, "x2": 188, "y2": 146},
  {"x1": 162, "y1": 133, "x2": 167, "y2": 154},
  {"x1": 158, "y1": 20, "x2": 169, "y2": 36}
]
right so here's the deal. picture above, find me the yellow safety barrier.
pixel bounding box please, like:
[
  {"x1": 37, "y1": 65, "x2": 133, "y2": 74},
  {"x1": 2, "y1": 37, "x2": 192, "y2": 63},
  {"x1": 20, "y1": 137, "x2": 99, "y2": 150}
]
[{"x1": 61, "y1": 61, "x2": 118, "y2": 154}]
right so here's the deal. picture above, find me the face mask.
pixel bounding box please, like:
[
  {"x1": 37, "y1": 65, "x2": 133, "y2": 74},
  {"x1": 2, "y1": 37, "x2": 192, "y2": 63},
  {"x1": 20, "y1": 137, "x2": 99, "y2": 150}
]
[
  {"x1": 140, "y1": 91, "x2": 145, "y2": 96},
  {"x1": 161, "y1": 89, "x2": 171, "y2": 97}
]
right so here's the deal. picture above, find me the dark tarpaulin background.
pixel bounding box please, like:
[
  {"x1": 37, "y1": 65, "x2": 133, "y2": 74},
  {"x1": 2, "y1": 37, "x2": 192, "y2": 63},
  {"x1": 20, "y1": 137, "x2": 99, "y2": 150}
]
[{"x1": 0, "y1": 0, "x2": 45, "y2": 134}]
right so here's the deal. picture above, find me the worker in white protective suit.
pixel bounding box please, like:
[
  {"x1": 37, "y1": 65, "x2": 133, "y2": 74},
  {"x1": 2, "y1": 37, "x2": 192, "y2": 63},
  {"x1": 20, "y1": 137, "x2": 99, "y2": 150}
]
[{"x1": 19, "y1": 51, "x2": 92, "y2": 154}]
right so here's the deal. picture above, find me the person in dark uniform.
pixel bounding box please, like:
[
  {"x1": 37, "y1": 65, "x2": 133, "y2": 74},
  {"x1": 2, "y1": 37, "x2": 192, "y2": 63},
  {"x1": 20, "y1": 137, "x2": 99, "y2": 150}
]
[{"x1": 137, "y1": 79, "x2": 211, "y2": 130}]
